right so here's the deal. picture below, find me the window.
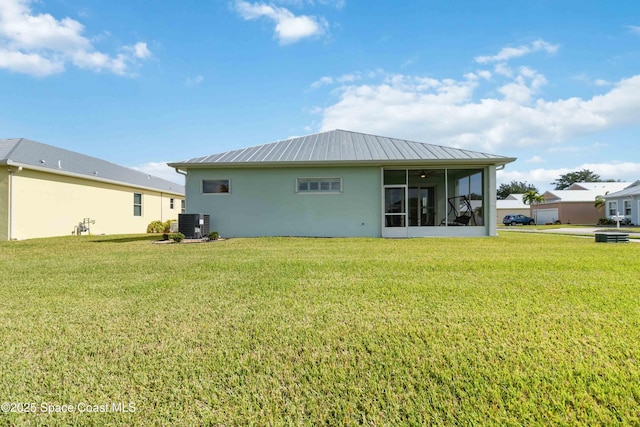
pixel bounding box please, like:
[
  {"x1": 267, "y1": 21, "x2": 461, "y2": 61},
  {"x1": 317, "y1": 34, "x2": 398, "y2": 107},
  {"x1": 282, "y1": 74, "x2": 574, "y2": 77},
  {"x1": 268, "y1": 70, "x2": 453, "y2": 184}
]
[
  {"x1": 608, "y1": 201, "x2": 618, "y2": 216},
  {"x1": 133, "y1": 193, "x2": 142, "y2": 216},
  {"x1": 181, "y1": 199, "x2": 186, "y2": 214},
  {"x1": 624, "y1": 200, "x2": 632, "y2": 216},
  {"x1": 202, "y1": 179, "x2": 230, "y2": 194},
  {"x1": 297, "y1": 178, "x2": 342, "y2": 193},
  {"x1": 170, "y1": 198, "x2": 174, "y2": 209}
]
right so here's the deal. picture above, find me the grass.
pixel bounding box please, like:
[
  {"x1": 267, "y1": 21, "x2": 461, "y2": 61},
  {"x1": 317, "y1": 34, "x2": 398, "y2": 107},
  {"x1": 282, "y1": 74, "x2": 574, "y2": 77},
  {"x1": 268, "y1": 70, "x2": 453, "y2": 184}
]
[{"x1": 0, "y1": 233, "x2": 639, "y2": 426}]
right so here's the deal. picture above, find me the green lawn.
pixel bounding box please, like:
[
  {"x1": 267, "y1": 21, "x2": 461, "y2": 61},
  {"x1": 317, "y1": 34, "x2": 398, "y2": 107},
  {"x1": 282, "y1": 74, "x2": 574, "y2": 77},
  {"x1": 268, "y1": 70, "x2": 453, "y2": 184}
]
[{"x1": 1, "y1": 233, "x2": 639, "y2": 426}]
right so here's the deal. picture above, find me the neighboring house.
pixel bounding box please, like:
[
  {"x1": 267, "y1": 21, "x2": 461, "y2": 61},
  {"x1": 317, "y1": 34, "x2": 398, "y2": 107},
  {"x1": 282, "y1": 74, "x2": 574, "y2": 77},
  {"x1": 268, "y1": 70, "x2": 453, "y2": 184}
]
[
  {"x1": 602, "y1": 180, "x2": 640, "y2": 225},
  {"x1": 1, "y1": 138, "x2": 185, "y2": 240},
  {"x1": 168, "y1": 129, "x2": 515, "y2": 238},
  {"x1": 496, "y1": 194, "x2": 530, "y2": 224},
  {"x1": 536, "y1": 182, "x2": 631, "y2": 225}
]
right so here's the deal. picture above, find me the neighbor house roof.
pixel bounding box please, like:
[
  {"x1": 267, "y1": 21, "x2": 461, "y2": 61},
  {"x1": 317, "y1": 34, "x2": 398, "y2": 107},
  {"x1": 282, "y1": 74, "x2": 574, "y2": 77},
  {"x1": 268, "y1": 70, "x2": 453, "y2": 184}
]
[
  {"x1": 603, "y1": 180, "x2": 640, "y2": 199},
  {"x1": 567, "y1": 182, "x2": 631, "y2": 193},
  {"x1": 497, "y1": 194, "x2": 528, "y2": 210},
  {"x1": 1, "y1": 138, "x2": 184, "y2": 195},
  {"x1": 168, "y1": 129, "x2": 516, "y2": 168},
  {"x1": 542, "y1": 182, "x2": 632, "y2": 203}
]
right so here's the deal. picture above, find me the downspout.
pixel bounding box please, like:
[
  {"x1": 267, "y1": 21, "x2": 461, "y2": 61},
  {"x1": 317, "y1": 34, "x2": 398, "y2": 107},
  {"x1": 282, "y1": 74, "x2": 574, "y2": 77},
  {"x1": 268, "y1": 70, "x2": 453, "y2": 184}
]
[
  {"x1": 174, "y1": 168, "x2": 187, "y2": 212},
  {"x1": 7, "y1": 168, "x2": 13, "y2": 240},
  {"x1": 7, "y1": 166, "x2": 22, "y2": 240}
]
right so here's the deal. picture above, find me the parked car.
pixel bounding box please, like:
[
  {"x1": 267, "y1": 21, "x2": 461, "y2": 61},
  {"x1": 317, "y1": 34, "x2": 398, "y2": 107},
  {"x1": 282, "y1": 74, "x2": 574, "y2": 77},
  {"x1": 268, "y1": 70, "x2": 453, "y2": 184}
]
[{"x1": 503, "y1": 214, "x2": 535, "y2": 226}]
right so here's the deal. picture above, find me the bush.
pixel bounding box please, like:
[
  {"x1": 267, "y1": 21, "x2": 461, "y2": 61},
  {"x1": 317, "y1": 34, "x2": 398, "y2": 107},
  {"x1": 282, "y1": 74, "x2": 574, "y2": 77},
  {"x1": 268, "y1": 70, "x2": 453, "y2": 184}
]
[
  {"x1": 147, "y1": 220, "x2": 165, "y2": 233},
  {"x1": 598, "y1": 217, "x2": 631, "y2": 226},
  {"x1": 169, "y1": 232, "x2": 185, "y2": 243},
  {"x1": 163, "y1": 219, "x2": 176, "y2": 233},
  {"x1": 208, "y1": 231, "x2": 220, "y2": 240}
]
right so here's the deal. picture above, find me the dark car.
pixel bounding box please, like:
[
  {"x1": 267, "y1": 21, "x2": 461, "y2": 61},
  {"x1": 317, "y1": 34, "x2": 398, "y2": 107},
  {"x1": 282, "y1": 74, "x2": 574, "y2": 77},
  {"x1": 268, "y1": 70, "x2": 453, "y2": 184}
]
[{"x1": 502, "y1": 214, "x2": 535, "y2": 226}]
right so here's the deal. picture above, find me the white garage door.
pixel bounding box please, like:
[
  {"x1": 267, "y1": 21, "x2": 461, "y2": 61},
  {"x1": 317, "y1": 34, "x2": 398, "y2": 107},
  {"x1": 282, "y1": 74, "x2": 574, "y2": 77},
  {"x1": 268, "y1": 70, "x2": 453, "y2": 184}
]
[{"x1": 535, "y1": 208, "x2": 558, "y2": 224}]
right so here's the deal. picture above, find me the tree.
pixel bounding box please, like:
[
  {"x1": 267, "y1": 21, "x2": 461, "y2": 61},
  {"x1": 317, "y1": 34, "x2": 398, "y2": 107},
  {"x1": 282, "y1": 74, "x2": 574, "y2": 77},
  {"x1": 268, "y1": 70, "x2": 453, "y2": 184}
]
[
  {"x1": 551, "y1": 169, "x2": 601, "y2": 190},
  {"x1": 497, "y1": 181, "x2": 539, "y2": 199},
  {"x1": 594, "y1": 193, "x2": 608, "y2": 212},
  {"x1": 523, "y1": 189, "x2": 546, "y2": 224}
]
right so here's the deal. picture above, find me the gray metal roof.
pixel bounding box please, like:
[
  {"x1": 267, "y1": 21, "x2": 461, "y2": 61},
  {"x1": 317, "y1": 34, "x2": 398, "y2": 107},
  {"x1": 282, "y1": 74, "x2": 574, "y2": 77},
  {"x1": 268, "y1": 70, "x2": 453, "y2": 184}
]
[
  {"x1": 603, "y1": 180, "x2": 640, "y2": 199},
  {"x1": 1, "y1": 138, "x2": 184, "y2": 195},
  {"x1": 168, "y1": 129, "x2": 516, "y2": 168}
]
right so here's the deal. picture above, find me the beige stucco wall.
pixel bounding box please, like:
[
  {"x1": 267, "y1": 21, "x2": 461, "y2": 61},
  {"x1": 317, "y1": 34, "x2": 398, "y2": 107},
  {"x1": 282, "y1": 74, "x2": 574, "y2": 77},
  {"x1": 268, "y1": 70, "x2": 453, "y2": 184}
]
[
  {"x1": 0, "y1": 168, "x2": 8, "y2": 241},
  {"x1": 8, "y1": 168, "x2": 183, "y2": 240}
]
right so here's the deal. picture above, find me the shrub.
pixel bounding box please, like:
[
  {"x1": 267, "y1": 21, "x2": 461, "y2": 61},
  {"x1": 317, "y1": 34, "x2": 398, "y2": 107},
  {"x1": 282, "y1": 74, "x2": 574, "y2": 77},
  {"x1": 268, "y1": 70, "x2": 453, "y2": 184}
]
[
  {"x1": 146, "y1": 220, "x2": 165, "y2": 234},
  {"x1": 163, "y1": 219, "x2": 176, "y2": 233},
  {"x1": 169, "y1": 232, "x2": 185, "y2": 243},
  {"x1": 208, "y1": 231, "x2": 220, "y2": 241},
  {"x1": 162, "y1": 233, "x2": 169, "y2": 241}
]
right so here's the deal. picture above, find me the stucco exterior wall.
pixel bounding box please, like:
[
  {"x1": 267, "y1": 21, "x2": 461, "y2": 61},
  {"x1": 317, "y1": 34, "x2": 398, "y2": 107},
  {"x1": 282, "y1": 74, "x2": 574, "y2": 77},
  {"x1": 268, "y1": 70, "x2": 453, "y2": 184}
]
[
  {"x1": 185, "y1": 166, "x2": 382, "y2": 237},
  {"x1": 536, "y1": 202, "x2": 601, "y2": 225},
  {"x1": 9, "y1": 169, "x2": 183, "y2": 240},
  {"x1": 0, "y1": 169, "x2": 8, "y2": 241}
]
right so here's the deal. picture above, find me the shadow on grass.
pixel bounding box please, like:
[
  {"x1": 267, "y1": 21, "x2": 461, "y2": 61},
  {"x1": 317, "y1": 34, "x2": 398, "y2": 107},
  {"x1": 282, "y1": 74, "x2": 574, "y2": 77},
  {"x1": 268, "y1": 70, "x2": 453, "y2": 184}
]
[{"x1": 92, "y1": 235, "x2": 160, "y2": 244}]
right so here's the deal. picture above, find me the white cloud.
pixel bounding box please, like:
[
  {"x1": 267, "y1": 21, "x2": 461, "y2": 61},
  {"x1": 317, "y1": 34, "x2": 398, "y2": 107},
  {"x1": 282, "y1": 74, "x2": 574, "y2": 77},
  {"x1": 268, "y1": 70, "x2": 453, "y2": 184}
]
[
  {"x1": 0, "y1": 0, "x2": 151, "y2": 76},
  {"x1": 186, "y1": 74, "x2": 204, "y2": 86},
  {"x1": 627, "y1": 25, "x2": 640, "y2": 35},
  {"x1": 235, "y1": 1, "x2": 327, "y2": 45},
  {"x1": 317, "y1": 65, "x2": 640, "y2": 153},
  {"x1": 527, "y1": 156, "x2": 544, "y2": 163},
  {"x1": 475, "y1": 39, "x2": 559, "y2": 64},
  {"x1": 132, "y1": 162, "x2": 185, "y2": 185}
]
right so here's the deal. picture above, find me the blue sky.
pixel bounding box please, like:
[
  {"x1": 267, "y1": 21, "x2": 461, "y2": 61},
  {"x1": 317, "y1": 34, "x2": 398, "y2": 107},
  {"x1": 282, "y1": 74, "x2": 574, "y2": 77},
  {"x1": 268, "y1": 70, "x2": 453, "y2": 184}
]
[{"x1": 1, "y1": 0, "x2": 639, "y2": 191}]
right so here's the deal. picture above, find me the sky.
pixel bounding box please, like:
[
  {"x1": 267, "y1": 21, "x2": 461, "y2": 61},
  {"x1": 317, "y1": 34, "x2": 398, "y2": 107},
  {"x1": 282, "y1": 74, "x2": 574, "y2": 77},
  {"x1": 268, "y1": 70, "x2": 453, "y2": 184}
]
[{"x1": 1, "y1": 0, "x2": 639, "y2": 192}]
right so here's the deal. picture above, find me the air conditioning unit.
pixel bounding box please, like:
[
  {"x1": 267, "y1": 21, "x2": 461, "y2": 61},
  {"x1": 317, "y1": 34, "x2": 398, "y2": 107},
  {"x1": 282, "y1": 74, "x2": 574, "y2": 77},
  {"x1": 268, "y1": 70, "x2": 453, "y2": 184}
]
[{"x1": 178, "y1": 214, "x2": 210, "y2": 239}]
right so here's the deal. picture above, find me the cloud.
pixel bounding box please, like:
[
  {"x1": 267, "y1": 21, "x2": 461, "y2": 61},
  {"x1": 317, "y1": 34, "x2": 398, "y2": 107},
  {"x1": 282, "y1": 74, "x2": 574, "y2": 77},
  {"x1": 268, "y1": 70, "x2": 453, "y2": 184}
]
[
  {"x1": 474, "y1": 39, "x2": 559, "y2": 64},
  {"x1": 186, "y1": 75, "x2": 204, "y2": 86},
  {"x1": 235, "y1": 1, "x2": 327, "y2": 44},
  {"x1": 132, "y1": 162, "x2": 185, "y2": 185},
  {"x1": 627, "y1": 25, "x2": 640, "y2": 35},
  {"x1": 317, "y1": 64, "x2": 640, "y2": 153},
  {"x1": 0, "y1": 0, "x2": 151, "y2": 76}
]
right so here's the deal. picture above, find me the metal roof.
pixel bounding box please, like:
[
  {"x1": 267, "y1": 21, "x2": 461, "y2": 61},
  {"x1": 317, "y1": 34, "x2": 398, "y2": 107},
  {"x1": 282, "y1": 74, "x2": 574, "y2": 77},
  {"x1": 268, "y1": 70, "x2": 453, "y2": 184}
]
[
  {"x1": 1, "y1": 138, "x2": 184, "y2": 195},
  {"x1": 603, "y1": 180, "x2": 640, "y2": 199},
  {"x1": 168, "y1": 129, "x2": 516, "y2": 168}
]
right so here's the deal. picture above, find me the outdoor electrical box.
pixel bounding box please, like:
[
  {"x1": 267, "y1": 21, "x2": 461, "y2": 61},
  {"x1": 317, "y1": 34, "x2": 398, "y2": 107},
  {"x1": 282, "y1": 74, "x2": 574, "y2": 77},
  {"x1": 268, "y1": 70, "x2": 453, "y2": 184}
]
[{"x1": 178, "y1": 214, "x2": 210, "y2": 239}]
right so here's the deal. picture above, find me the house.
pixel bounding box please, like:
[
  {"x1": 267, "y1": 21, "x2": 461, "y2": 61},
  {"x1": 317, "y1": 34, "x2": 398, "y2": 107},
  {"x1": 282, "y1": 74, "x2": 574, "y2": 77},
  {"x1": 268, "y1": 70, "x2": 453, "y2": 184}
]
[
  {"x1": 168, "y1": 129, "x2": 516, "y2": 238},
  {"x1": 496, "y1": 194, "x2": 530, "y2": 224},
  {"x1": 535, "y1": 182, "x2": 631, "y2": 225},
  {"x1": 1, "y1": 138, "x2": 185, "y2": 240},
  {"x1": 602, "y1": 180, "x2": 640, "y2": 225}
]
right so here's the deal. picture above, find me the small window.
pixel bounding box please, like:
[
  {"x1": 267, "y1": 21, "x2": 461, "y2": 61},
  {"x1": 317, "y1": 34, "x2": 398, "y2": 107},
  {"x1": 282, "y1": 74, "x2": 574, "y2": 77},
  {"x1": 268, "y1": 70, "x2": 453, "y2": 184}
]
[
  {"x1": 608, "y1": 201, "x2": 617, "y2": 216},
  {"x1": 202, "y1": 179, "x2": 230, "y2": 194},
  {"x1": 133, "y1": 193, "x2": 142, "y2": 216},
  {"x1": 181, "y1": 199, "x2": 186, "y2": 213},
  {"x1": 624, "y1": 200, "x2": 632, "y2": 216},
  {"x1": 297, "y1": 178, "x2": 342, "y2": 193},
  {"x1": 170, "y1": 198, "x2": 175, "y2": 209}
]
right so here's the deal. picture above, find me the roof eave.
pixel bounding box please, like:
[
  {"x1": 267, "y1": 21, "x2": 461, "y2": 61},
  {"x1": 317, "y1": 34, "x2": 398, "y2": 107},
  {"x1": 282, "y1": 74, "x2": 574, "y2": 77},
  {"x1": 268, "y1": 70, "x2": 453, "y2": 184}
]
[
  {"x1": 167, "y1": 157, "x2": 517, "y2": 169},
  {"x1": 6, "y1": 160, "x2": 184, "y2": 196}
]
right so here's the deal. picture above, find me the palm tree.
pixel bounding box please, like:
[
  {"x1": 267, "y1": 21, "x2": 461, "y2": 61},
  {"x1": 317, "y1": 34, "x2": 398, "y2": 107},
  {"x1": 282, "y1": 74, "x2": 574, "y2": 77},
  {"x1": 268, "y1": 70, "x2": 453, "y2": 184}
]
[
  {"x1": 594, "y1": 192, "x2": 608, "y2": 212},
  {"x1": 523, "y1": 189, "x2": 546, "y2": 224}
]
